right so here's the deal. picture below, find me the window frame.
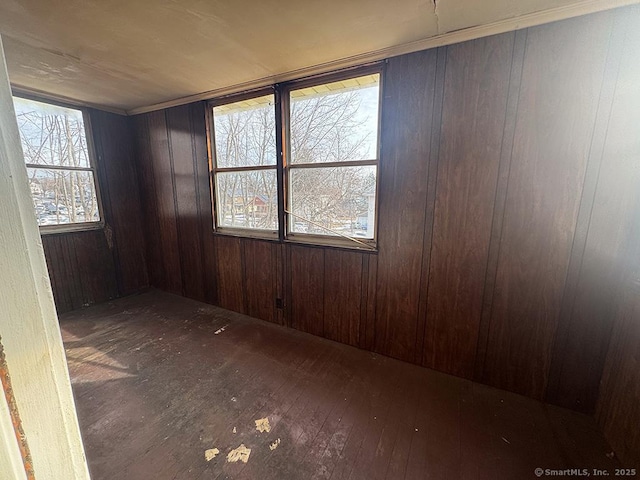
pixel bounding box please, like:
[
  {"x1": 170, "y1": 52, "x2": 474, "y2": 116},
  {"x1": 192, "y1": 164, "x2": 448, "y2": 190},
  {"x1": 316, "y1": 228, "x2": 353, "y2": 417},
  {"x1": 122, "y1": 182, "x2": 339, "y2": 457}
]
[
  {"x1": 13, "y1": 93, "x2": 105, "y2": 235},
  {"x1": 282, "y1": 64, "x2": 383, "y2": 250},
  {"x1": 207, "y1": 87, "x2": 281, "y2": 240},
  {"x1": 206, "y1": 63, "x2": 384, "y2": 251}
]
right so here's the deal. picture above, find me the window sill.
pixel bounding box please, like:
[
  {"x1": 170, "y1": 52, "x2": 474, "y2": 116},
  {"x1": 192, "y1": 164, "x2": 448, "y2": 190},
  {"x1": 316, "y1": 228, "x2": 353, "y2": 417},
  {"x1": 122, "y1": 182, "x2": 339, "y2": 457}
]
[
  {"x1": 285, "y1": 233, "x2": 378, "y2": 253},
  {"x1": 213, "y1": 227, "x2": 279, "y2": 242},
  {"x1": 39, "y1": 222, "x2": 104, "y2": 235}
]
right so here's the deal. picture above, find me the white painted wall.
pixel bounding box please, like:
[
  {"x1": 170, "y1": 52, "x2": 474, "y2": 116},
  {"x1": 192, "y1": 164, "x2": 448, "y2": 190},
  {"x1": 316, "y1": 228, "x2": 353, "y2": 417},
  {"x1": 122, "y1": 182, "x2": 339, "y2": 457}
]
[{"x1": 0, "y1": 36, "x2": 91, "y2": 480}]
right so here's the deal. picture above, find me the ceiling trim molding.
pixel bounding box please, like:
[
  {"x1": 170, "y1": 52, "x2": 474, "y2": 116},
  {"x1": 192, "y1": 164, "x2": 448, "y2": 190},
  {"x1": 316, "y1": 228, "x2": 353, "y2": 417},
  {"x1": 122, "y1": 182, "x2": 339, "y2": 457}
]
[
  {"x1": 10, "y1": 85, "x2": 128, "y2": 116},
  {"x1": 126, "y1": 0, "x2": 637, "y2": 115}
]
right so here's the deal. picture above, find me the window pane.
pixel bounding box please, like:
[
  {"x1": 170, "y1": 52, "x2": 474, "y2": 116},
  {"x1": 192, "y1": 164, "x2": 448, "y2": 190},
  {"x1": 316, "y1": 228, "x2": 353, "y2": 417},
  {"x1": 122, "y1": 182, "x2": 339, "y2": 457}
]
[
  {"x1": 13, "y1": 97, "x2": 90, "y2": 168},
  {"x1": 213, "y1": 94, "x2": 276, "y2": 168},
  {"x1": 290, "y1": 74, "x2": 380, "y2": 164},
  {"x1": 289, "y1": 166, "x2": 376, "y2": 239},
  {"x1": 27, "y1": 168, "x2": 100, "y2": 226},
  {"x1": 215, "y1": 169, "x2": 278, "y2": 230}
]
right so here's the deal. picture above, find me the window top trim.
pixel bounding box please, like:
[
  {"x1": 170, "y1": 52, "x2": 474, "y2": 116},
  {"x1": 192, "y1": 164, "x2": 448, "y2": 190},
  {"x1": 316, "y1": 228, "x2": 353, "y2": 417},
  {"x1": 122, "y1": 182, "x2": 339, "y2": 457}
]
[
  {"x1": 279, "y1": 62, "x2": 384, "y2": 94},
  {"x1": 208, "y1": 87, "x2": 275, "y2": 109}
]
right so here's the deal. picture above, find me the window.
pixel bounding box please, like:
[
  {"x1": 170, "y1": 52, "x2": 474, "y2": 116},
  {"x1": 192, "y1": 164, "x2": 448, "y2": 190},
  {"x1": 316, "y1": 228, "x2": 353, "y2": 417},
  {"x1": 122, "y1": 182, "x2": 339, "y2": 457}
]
[
  {"x1": 13, "y1": 97, "x2": 102, "y2": 232},
  {"x1": 208, "y1": 66, "x2": 382, "y2": 250},
  {"x1": 210, "y1": 92, "x2": 279, "y2": 237},
  {"x1": 286, "y1": 73, "x2": 380, "y2": 246}
]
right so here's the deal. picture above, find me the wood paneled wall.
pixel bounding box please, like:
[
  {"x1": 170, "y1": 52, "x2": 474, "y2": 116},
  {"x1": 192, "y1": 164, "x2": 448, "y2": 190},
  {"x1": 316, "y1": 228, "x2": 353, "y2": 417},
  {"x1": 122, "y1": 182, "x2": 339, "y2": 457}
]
[
  {"x1": 132, "y1": 5, "x2": 640, "y2": 426},
  {"x1": 594, "y1": 12, "x2": 640, "y2": 467},
  {"x1": 42, "y1": 110, "x2": 148, "y2": 313}
]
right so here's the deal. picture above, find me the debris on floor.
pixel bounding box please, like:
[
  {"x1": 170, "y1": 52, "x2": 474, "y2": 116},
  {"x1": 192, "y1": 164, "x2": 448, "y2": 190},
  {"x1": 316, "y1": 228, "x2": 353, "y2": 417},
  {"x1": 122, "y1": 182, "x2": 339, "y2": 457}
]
[
  {"x1": 227, "y1": 444, "x2": 251, "y2": 463},
  {"x1": 214, "y1": 325, "x2": 227, "y2": 335},
  {"x1": 255, "y1": 417, "x2": 271, "y2": 433},
  {"x1": 269, "y1": 439, "x2": 281, "y2": 451},
  {"x1": 204, "y1": 448, "x2": 219, "y2": 462},
  {"x1": 232, "y1": 427, "x2": 237, "y2": 433}
]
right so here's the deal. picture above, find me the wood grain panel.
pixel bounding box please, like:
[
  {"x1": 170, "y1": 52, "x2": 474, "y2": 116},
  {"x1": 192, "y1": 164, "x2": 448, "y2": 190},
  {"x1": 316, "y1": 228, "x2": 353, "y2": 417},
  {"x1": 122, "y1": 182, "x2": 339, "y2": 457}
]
[
  {"x1": 594, "y1": 8, "x2": 640, "y2": 465},
  {"x1": 474, "y1": 29, "x2": 528, "y2": 382},
  {"x1": 189, "y1": 102, "x2": 218, "y2": 306},
  {"x1": 482, "y1": 13, "x2": 614, "y2": 399},
  {"x1": 166, "y1": 105, "x2": 206, "y2": 301},
  {"x1": 42, "y1": 230, "x2": 118, "y2": 313},
  {"x1": 90, "y1": 109, "x2": 148, "y2": 296},
  {"x1": 374, "y1": 49, "x2": 438, "y2": 362},
  {"x1": 423, "y1": 33, "x2": 513, "y2": 378},
  {"x1": 323, "y1": 249, "x2": 363, "y2": 347},
  {"x1": 147, "y1": 110, "x2": 183, "y2": 294},
  {"x1": 242, "y1": 239, "x2": 277, "y2": 323},
  {"x1": 290, "y1": 245, "x2": 324, "y2": 337},
  {"x1": 214, "y1": 235, "x2": 244, "y2": 313},
  {"x1": 133, "y1": 113, "x2": 164, "y2": 289},
  {"x1": 547, "y1": 9, "x2": 638, "y2": 413}
]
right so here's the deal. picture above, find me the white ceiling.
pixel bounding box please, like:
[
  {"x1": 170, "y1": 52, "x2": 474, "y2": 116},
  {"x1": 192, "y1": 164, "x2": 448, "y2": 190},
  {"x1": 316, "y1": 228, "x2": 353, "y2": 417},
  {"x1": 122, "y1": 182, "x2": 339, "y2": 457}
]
[{"x1": 0, "y1": 0, "x2": 634, "y2": 113}]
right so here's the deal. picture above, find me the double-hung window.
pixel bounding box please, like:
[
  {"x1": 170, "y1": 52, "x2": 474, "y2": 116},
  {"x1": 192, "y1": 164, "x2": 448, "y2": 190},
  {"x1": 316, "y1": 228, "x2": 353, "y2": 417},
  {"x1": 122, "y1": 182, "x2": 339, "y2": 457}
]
[
  {"x1": 210, "y1": 92, "x2": 279, "y2": 237},
  {"x1": 208, "y1": 65, "x2": 382, "y2": 250},
  {"x1": 13, "y1": 96, "x2": 102, "y2": 233}
]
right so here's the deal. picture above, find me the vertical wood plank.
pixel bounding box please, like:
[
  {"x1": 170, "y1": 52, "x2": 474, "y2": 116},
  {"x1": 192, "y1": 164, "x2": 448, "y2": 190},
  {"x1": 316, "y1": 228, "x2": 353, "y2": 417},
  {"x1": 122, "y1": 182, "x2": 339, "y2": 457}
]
[
  {"x1": 374, "y1": 49, "x2": 438, "y2": 362},
  {"x1": 166, "y1": 105, "x2": 206, "y2": 301},
  {"x1": 423, "y1": 33, "x2": 514, "y2": 378},
  {"x1": 290, "y1": 245, "x2": 324, "y2": 337},
  {"x1": 90, "y1": 110, "x2": 148, "y2": 296},
  {"x1": 214, "y1": 235, "x2": 244, "y2": 313},
  {"x1": 482, "y1": 13, "x2": 614, "y2": 399},
  {"x1": 134, "y1": 114, "x2": 164, "y2": 288},
  {"x1": 147, "y1": 110, "x2": 183, "y2": 294},
  {"x1": 474, "y1": 29, "x2": 528, "y2": 382},
  {"x1": 323, "y1": 249, "x2": 363, "y2": 347},
  {"x1": 243, "y1": 239, "x2": 277, "y2": 323},
  {"x1": 550, "y1": 8, "x2": 640, "y2": 412}
]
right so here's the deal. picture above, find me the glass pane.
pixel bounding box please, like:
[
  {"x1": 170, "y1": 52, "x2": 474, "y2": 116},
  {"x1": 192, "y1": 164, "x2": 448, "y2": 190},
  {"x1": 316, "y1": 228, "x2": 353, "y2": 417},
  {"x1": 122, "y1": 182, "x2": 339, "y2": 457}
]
[
  {"x1": 213, "y1": 94, "x2": 276, "y2": 168},
  {"x1": 290, "y1": 73, "x2": 380, "y2": 164},
  {"x1": 289, "y1": 166, "x2": 376, "y2": 239},
  {"x1": 215, "y1": 169, "x2": 278, "y2": 230},
  {"x1": 27, "y1": 168, "x2": 101, "y2": 226},
  {"x1": 13, "y1": 97, "x2": 91, "y2": 168}
]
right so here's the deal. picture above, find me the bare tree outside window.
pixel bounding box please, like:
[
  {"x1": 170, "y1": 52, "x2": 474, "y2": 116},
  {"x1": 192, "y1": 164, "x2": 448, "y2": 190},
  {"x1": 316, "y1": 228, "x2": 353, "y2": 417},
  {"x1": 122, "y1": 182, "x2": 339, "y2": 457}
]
[
  {"x1": 288, "y1": 74, "x2": 380, "y2": 240},
  {"x1": 13, "y1": 97, "x2": 101, "y2": 228},
  {"x1": 212, "y1": 94, "x2": 278, "y2": 231}
]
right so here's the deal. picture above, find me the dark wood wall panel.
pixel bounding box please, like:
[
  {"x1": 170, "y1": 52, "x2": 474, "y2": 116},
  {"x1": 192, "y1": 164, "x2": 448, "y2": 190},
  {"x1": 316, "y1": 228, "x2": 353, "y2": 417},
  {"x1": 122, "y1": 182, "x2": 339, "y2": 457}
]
[
  {"x1": 167, "y1": 105, "x2": 206, "y2": 301},
  {"x1": 131, "y1": 8, "x2": 640, "y2": 451},
  {"x1": 43, "y1": 110, "x2": 148, "y2": 313},
  {"x1": 323, "y1": 249, "x2": 363, "y2": 347},
  {"x1": 147, "y1": 110, "x2": 183, "y2": 294},
  {"x1": 423, "y1": 33, "x2": 513, "y2": 378},
  {"x1": 242, "y1": 239, "x2": 278, "y2": 324},
  {"x1": 214, "y1": 235, "x2": 244, "y2": 313},
  {"x1": 374, "y1": 49, "x2": 438, "y2": 363},
  {"x1": 481, "y1": 13, "x2": 614, "y2": 399},
  {"x1": 290, "y1": 245, "x2": 325, "y2": 337},
  {"x1": 594, "y1": 9, "x2": 640, "y2": 466},
  {"x1": 91, "y1": 110, "x2": 148, "y2": 295}
]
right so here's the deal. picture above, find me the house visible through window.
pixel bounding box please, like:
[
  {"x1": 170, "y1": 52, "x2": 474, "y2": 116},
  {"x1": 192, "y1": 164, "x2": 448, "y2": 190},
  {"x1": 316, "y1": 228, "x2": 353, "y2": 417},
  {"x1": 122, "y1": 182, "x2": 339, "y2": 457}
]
[
  {"x1": 208, "y1": 66, "x2": 382, "y2": 249},
  {"x1": 13, "y1": 97, "x2": 101, "y2": 231}
]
